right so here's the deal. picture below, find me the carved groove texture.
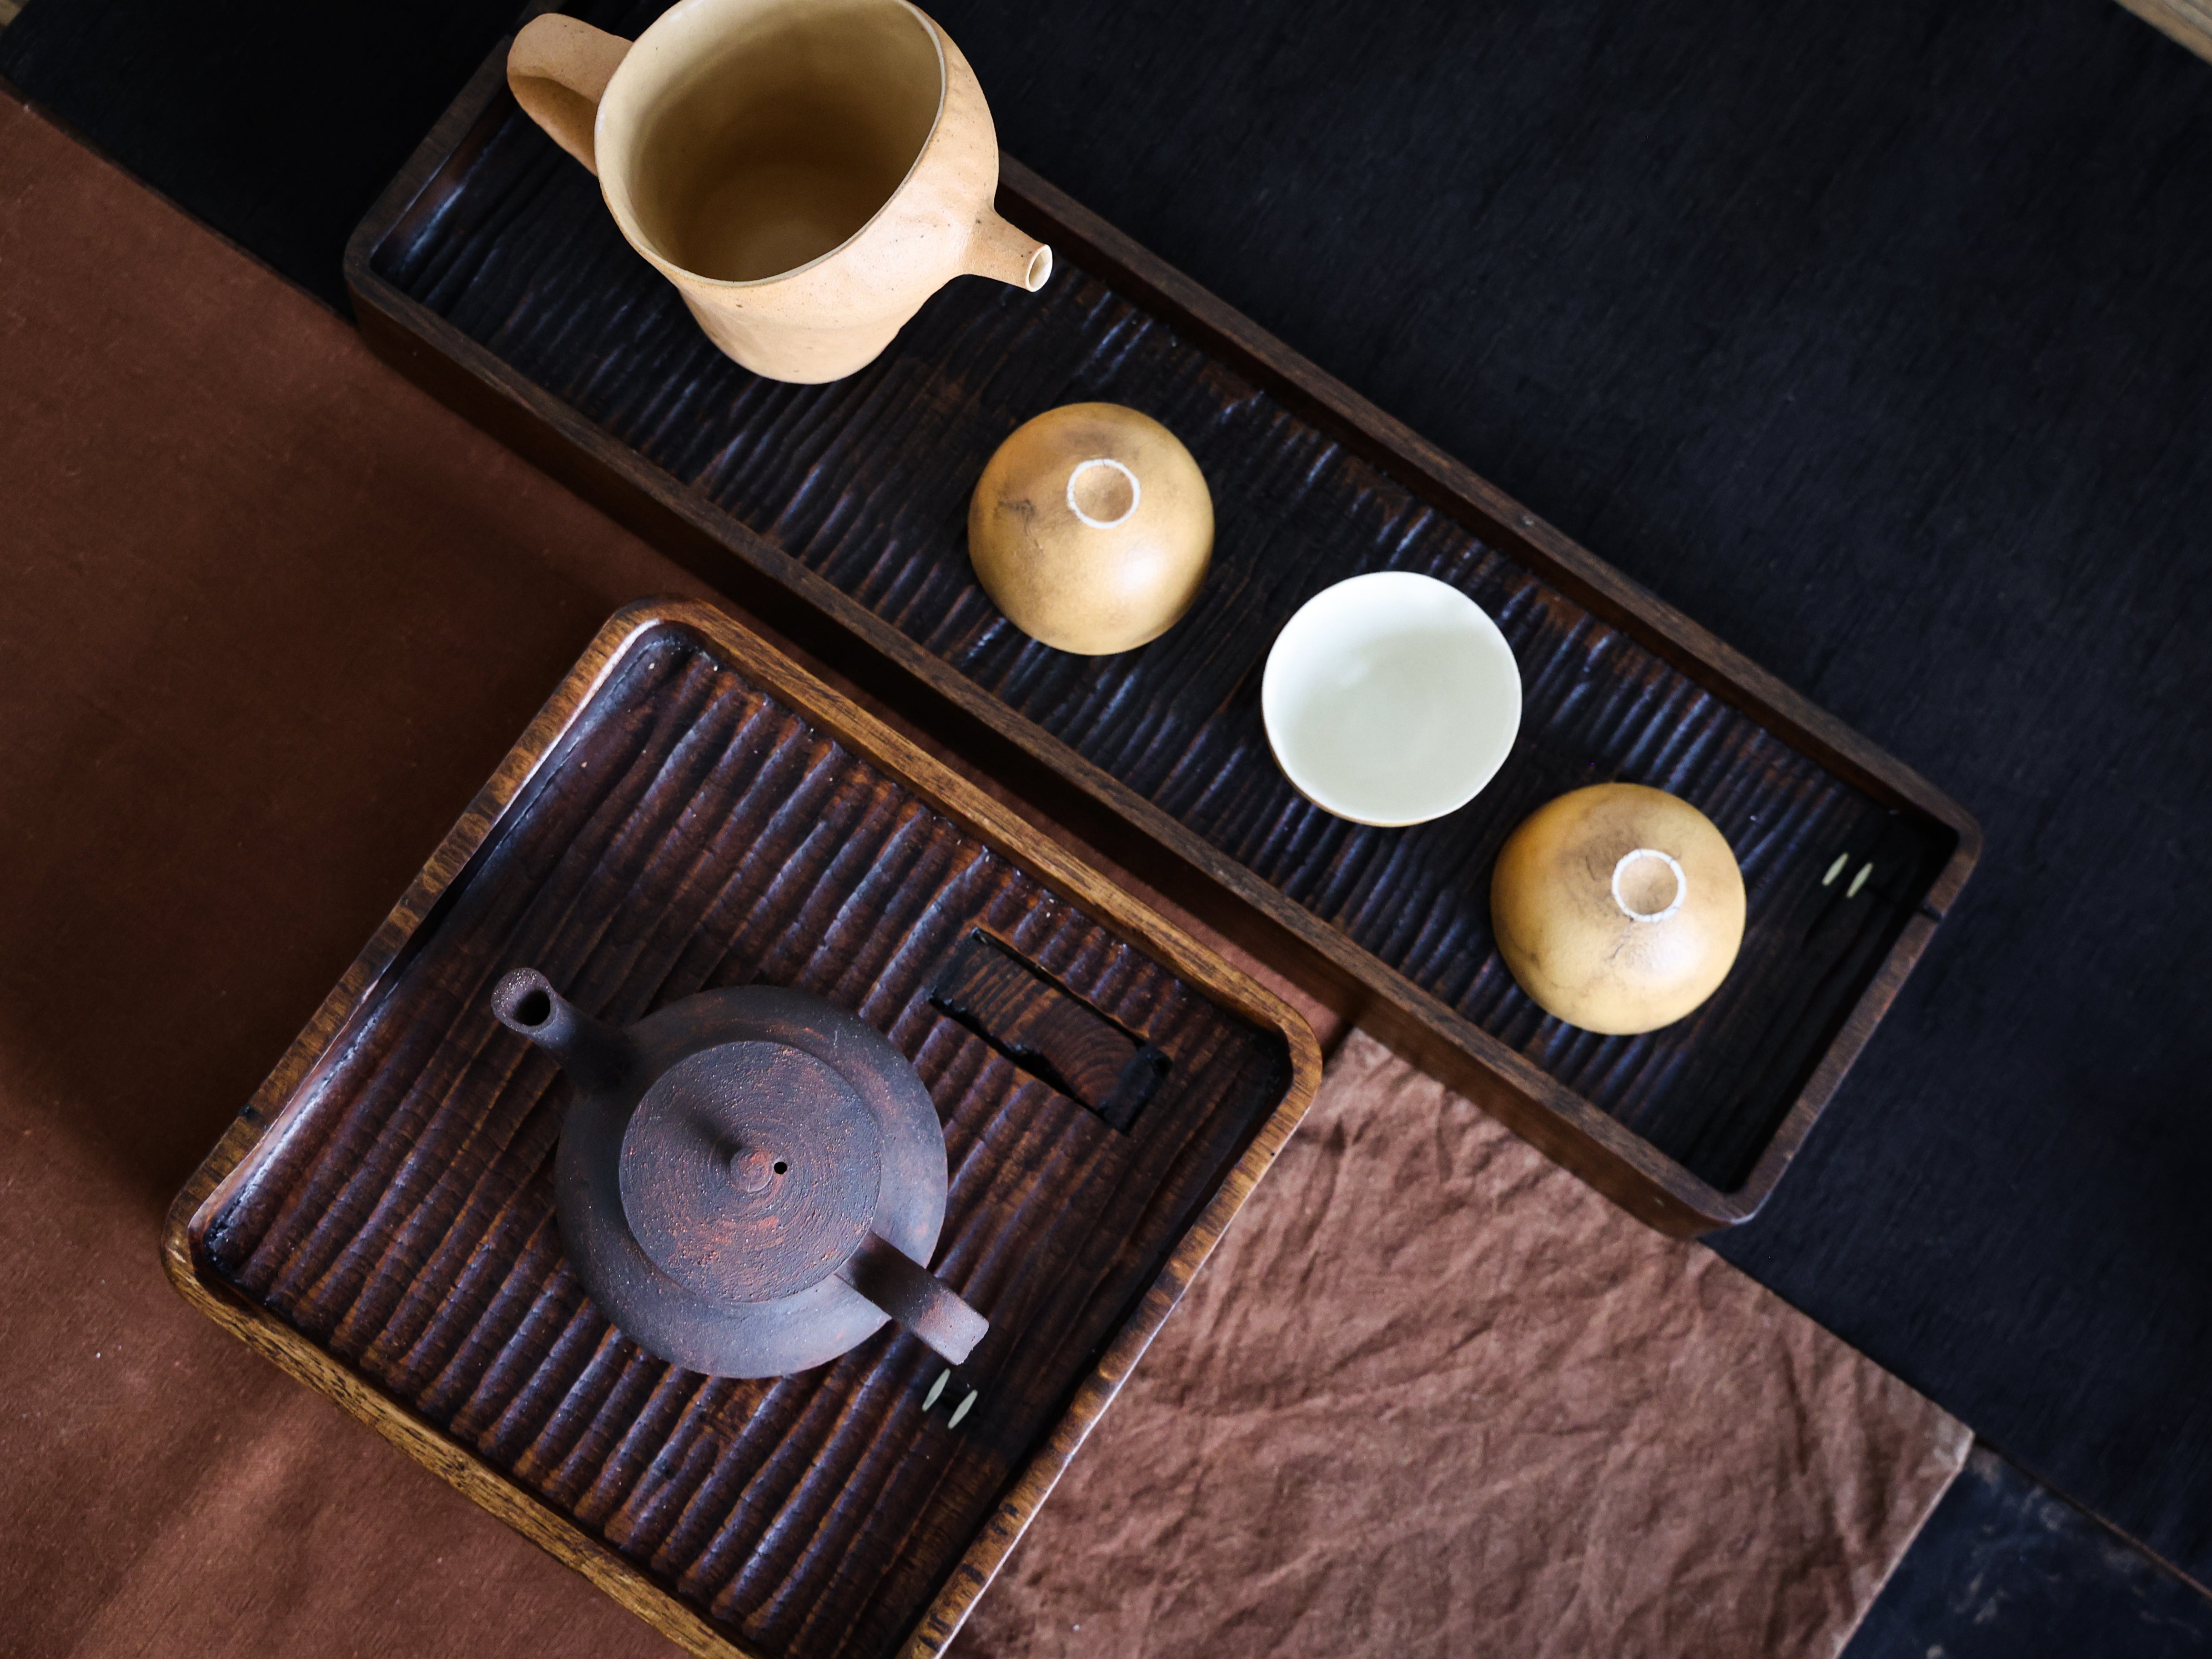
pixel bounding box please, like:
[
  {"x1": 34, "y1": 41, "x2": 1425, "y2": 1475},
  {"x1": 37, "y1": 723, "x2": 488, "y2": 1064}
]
[
  {"x1": 371, "y1": 8, "x2": 1952, "y2": 1186},
  {"x1": 201, "y1": 627, "x2": 1290, "y2": 1659}
]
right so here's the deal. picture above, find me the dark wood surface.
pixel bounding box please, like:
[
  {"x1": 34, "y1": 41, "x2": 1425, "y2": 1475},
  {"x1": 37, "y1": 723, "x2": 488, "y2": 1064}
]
[
  {"x1": 343, "y1": 10, "x2": 1976, "y2": 1236},
  {"x1": 930, "y1": 932, "x2": 1168, "y2": 1134},
  {"x1": 12, "y1": 0, "x2": 2212, "y2": 1644},
  {"x1": 166, "y1": 600, "x2": 1320, "y2": 1659}
]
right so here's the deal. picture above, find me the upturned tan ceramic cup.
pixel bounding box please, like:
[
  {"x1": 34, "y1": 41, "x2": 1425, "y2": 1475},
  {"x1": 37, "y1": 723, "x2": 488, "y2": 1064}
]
[
  {"x1": 508, "y1": 0, "x2": 1052, "y2": 383},
  {"x1": 1490, "y1": 783, "x2": 1746, "y2": 1034},
  {"x1": 968, "y1": 403, "x2": 1215, "y2": 654}
]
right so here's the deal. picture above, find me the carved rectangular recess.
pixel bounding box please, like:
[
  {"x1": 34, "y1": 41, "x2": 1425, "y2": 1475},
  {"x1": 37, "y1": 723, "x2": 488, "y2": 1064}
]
[{"x1": 930, "y1": 930, "x2": 1170, "y2": 1133}]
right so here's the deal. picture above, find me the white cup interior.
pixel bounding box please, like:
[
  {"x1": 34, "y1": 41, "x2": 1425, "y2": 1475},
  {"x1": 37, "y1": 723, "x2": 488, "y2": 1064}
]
[{"x1": 1262, "y1": 571, "x2": 1522, "y2": 826}]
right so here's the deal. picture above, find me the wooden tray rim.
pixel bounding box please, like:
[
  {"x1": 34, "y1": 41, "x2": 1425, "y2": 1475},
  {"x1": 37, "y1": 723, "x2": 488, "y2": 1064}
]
[
  {"x1": 340, "y1": 45, "x2": 1980, "y2": 1233},
  {"x1": 161, "y1": 597, "x2": 1324, "y2": 1659}
]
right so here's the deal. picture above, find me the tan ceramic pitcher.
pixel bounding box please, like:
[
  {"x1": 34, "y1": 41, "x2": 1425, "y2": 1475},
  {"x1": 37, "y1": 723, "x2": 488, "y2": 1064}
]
[{"x1": 508, "y1": 0, "x2": 1053, "y2": 383}]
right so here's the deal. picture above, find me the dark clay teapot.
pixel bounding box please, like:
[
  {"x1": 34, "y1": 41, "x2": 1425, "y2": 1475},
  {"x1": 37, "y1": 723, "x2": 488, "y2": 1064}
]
[{"x1": 491, "y1": 968, "x2": 987, "y2": 1377}]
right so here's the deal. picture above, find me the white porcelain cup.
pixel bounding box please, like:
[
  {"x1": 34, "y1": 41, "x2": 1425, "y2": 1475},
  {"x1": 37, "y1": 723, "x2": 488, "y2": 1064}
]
[{"x1": 1261, "y1": 571, "x2": 1522, "y2": 826}]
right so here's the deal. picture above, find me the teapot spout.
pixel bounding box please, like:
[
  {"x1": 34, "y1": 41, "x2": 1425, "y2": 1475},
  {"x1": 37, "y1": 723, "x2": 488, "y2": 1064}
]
[
  {"x1": 966, "y1": 211, "x2": 1053, "y2": 293},
  {"x1": 492, "y1": 968, "x2": 633, "y2": 1094}
]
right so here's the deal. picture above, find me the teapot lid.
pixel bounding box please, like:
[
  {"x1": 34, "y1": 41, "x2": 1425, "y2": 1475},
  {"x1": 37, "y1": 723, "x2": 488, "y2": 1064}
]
[{"x1": 618, "y1": 1041, "x2": 884, "y2": 1305}]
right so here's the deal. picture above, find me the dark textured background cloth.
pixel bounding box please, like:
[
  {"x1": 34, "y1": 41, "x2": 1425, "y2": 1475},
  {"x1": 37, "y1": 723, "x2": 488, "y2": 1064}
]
[{"x1": 5, "y1": 0, "x2": 2212, "y2": 1633}]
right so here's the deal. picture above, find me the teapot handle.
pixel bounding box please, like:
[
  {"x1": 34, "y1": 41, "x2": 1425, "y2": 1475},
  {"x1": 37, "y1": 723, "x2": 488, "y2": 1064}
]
[
  {"x1": 507, "y1": 15, "x2": 633, "y2": 177},
  {"x1": 838, "y1": 1232, "x2": 990, "y2": 1366}
]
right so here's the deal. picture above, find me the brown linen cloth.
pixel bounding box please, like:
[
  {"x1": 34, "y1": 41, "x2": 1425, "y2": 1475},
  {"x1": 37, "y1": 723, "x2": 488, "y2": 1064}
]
[
  {"x1": 0, "y1": 91, "x2": 1961, "y2": 1659},
  {"x1": 964, "y1": 1032, "x2": 1970, "y2": 1658}
]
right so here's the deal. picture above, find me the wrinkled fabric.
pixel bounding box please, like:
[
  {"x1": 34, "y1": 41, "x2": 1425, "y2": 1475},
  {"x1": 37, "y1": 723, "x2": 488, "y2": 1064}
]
[{"x1": 963, "y1": 1032, "x2": 1968, "y2": 1659}]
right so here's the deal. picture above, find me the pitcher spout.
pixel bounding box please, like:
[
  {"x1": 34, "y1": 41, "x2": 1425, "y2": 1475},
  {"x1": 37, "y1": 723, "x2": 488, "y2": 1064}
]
[
  {"x1": 966, "y1": 211, "x2": 1053, "y2": 293},
  {"x1": 492, "y1": 967, "x2": 633, "y2": 1094}
]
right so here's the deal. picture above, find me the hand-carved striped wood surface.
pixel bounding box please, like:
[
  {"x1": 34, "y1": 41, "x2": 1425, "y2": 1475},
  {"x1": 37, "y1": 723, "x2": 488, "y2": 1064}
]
[
  {"x1": 195, "y1": 623, "x2": 1292, "y2": 1659},
  {"x1": 364, "y1": 2, "x2": 1953, "y2": 1193}
]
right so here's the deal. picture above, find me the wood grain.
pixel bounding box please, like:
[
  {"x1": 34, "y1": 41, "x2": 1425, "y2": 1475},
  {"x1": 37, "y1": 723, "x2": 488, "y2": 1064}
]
[
  {"x1": 341, "y1": 12, "x2": 1977, "y2": 1231},
  {"x1": 165, "y1": 599, "x2": 1320, "y2": 1659},
  {"x1": 930, "y1": 930, "x2": 1167, "y2": 1132}
]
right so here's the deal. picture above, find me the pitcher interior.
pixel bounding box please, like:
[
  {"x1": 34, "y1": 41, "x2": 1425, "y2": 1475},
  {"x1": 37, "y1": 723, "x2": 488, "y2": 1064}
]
[{"x1": 606, "y1": 0, "x2": 944, "y2": 284}]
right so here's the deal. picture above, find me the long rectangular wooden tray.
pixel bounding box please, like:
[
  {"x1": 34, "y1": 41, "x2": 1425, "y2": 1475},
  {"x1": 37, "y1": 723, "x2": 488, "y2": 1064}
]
[
  {"x1": 163, "y1": 599, "x2": 1319, "y2": 1659},
  {"x1": 344, "y1": 12, "x2": 1978, "y2": 1234}
]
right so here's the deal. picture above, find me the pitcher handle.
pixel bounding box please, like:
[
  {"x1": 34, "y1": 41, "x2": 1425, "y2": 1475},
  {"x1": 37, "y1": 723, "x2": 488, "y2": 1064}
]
[
  {"x1": 508, "y1": 15, "x2": 633, "y2": 177},
  {"x1": 838, "y1": 1232, "x2": 990, "y2": 1366}
]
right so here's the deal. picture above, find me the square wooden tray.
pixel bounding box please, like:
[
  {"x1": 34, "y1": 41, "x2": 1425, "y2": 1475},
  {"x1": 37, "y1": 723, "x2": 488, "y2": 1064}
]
[
  {"x1": 163, "y1": 599, "x2": 1320, "y2": 1659},
  {"x1": 344, "y1": 15, "x2": 1977, "y2": 1233}
]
